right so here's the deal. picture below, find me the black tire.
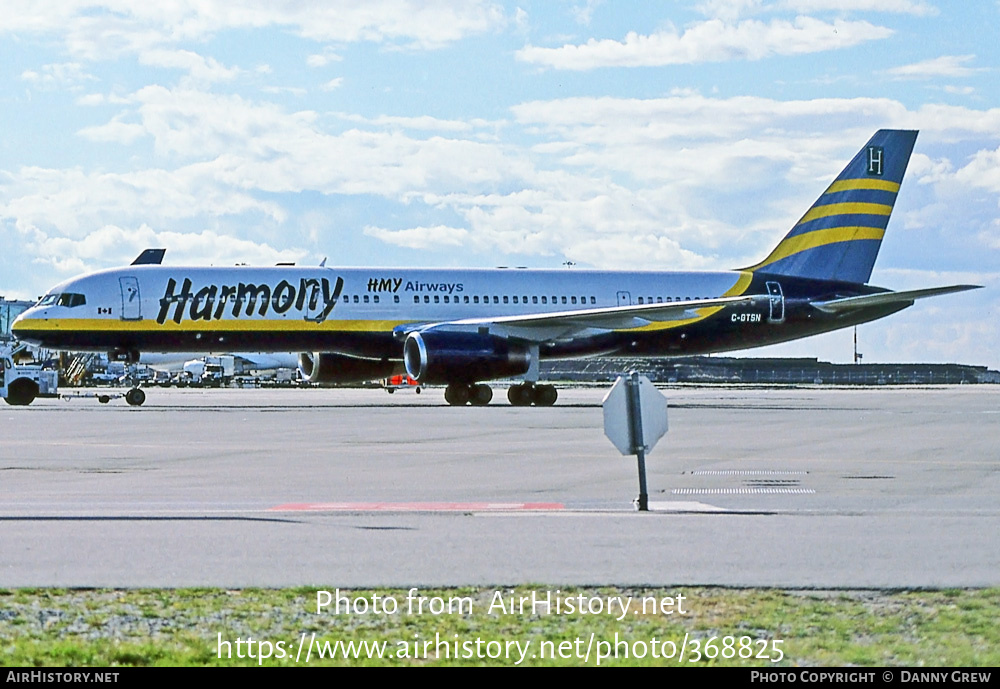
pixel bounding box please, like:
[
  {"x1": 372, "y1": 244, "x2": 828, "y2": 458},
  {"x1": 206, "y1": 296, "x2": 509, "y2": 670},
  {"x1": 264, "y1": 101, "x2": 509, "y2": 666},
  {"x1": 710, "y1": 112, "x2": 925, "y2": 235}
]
[
  {"x1": 534, "y1": 385, "x2": 558, "y2": 406},
  {"x1": 98, "y1": 395, "x2": 111, "y2": 404},
  {"x1": 470, "y1": 384, "x2": 493, "y2": 406},
  {"x1": 3, "y1": 378, "x2": 38, "y2": 406},
  {"x1": 507, "y1": 384, "x2": 532, "y2": 407},
  {"x1": 444, "y1": 384, "x2": 471, "y2": 406},
  {"x1": 125, "y1": 388, "x2": 146, "y2": 406}
]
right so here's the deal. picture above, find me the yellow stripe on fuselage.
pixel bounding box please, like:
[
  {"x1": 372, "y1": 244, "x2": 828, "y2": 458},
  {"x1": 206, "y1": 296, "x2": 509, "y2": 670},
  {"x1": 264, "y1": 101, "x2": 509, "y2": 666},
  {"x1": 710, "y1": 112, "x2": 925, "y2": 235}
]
[
  {"x1": 11, "y1": 317, "x2": 407, "y2": 334},
  {"x1": 617, "y1": 271, "x2": 754, "y2": 333}
]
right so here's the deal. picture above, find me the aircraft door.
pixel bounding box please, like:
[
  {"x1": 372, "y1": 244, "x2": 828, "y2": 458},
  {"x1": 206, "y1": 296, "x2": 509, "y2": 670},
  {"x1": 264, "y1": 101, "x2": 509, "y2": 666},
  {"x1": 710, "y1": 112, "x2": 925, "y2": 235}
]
[
  {"x1": 119, "y1": 277, "x2": 142, "y2": 321},
  {"x1": 617, "y1": 291, "x2": 632, "y2": 306},
  {"x1": 766, "y1": 281, "x2": 784, "y2": 323}
]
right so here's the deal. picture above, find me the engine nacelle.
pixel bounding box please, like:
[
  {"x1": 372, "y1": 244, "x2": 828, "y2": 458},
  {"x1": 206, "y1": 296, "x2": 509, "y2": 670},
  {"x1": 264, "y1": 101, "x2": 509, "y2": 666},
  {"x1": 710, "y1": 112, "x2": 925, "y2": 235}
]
[
  {"x1": 404, "y1": 331, "x2": 531, "y2": 384},
  {"x1": 298, "y1": 352, "x2": 399, "y2": 385}
]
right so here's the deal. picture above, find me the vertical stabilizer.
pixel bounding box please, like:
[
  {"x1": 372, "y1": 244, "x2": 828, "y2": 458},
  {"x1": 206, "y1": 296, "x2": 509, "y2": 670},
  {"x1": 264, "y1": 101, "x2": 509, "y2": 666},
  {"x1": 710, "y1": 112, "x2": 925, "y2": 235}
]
[{"x1": 746, "y1": 129, "x2": 918, "y2": 284}]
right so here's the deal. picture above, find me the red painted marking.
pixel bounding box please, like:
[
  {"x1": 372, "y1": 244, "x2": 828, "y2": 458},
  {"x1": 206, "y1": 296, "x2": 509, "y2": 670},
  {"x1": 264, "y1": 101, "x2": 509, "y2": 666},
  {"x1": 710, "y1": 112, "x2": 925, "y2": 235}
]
[{"x1": 269, "y1": 502, "x2": 565, "y2": 512}]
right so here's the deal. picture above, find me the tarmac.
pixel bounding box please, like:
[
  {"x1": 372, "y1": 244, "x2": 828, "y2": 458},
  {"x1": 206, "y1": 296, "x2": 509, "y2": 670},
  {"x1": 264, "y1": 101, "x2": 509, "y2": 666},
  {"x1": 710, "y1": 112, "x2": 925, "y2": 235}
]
[{"x1": 1, "y1": 384, "x2": 998, "y2": 587}]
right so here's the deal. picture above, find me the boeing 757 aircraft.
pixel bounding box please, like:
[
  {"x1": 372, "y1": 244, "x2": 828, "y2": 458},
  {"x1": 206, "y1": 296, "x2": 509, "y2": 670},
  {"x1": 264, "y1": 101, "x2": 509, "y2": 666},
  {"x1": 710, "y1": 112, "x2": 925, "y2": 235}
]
[{"x1": 11, "y1": 130, "x2": 980, "y2": 406}]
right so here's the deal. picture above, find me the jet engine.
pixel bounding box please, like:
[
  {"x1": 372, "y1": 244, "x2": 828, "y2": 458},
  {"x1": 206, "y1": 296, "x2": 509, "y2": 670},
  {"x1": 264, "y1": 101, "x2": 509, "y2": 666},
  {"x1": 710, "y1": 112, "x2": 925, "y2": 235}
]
[
  {"x1": 403, "y1": 331, "x2": 531, "y2": 384},
  {"x1": 298, "y1": 352, "x2": 399, "y2": 384}
]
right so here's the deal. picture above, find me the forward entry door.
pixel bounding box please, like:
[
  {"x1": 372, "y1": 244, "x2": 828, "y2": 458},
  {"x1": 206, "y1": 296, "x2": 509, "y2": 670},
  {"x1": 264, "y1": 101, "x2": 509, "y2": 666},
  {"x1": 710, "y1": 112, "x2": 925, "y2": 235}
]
[{"x1": 119, "y1": 277, "x2": 142, "y2": 321}]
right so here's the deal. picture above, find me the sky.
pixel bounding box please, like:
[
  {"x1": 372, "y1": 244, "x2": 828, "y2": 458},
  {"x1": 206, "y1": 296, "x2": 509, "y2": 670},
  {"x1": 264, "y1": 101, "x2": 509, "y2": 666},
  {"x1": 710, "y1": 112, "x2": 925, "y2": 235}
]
[{"x1": 1, "y1": 0, "x2": 998, "y2": 369}]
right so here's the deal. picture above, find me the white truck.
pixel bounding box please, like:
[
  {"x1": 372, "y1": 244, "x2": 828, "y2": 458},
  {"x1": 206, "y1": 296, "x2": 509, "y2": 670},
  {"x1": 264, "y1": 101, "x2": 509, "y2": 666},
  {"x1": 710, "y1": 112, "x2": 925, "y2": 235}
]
[
  {"x1": 1, "y1": 345, "x2": 59, "y2": 406},
  {"x1": 2, "y1": 344, "x2": 146, "y2": 406}
]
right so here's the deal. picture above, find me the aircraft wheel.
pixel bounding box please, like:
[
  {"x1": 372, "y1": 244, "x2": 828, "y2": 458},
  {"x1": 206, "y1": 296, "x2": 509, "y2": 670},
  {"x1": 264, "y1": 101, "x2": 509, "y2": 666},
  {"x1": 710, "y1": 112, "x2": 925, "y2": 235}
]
[
  {"x1": 386, "y1": 388, "x2": 395, "y2": 394},
  {"x1": 3, "y1": 379, "x2": 38, "y2": 406},
  {"x1": 507, "y1": 384, "x2": 533, "y2": 407},
  {"x1": 444, "y1": 383, "x2": 471, "y2": 406},
  {"x1": 533, "y1": 384, "x2": 558, "y2": 406},
  {"x1": 415, "y1": 387, "x2": 421, "y2": 394},
  {"x1": 125, "y1": 388, "x2": 146, "y2": 406},
  {"x1": 469, "y1": 384, "x2": 492, "y2": 406},
  {"x1": 98, "y1": 395, "x2": 111, "y2": 404}
]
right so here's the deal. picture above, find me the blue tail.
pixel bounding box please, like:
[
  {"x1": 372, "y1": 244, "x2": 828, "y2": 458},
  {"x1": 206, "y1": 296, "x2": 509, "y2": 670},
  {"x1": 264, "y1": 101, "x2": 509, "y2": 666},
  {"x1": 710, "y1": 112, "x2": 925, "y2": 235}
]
[{"x1": 746, "y1": 129, "x2": 918, "y2": 284}]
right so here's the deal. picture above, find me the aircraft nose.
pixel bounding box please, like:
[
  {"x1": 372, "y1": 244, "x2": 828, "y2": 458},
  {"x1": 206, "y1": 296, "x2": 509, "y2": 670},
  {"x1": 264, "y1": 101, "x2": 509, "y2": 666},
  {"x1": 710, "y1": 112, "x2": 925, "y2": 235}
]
[{"x1": 10, "y1": 308, "x2": 42, "y2": 342}]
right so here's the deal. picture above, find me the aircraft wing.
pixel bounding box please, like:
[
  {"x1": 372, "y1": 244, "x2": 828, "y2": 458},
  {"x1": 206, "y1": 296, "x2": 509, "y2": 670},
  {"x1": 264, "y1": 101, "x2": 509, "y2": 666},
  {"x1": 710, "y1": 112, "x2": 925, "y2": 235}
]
[
  {"x1": 811, "y1": 285, "x2": 982, "y2": 314},
  {"x1": 404, "y1": 295, "x2": 759, "y2": 342}
]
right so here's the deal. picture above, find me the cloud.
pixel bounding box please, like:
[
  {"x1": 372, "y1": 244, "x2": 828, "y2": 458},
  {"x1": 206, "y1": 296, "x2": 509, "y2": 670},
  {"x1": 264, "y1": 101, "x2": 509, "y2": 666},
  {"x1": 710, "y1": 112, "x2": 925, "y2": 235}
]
[
  {"x1": 2, "y1": 1, "x2": 508, "y2": 58},
  {"x1": 27, "y1": 224, "x2": 306, "y2": 275},
  {"x1": 77, "y1": 117, "x2": 147, "y2": 145},
  {"x1": 138, "y1": 49, "x2": 242, "y2": 85},
  {"x1": 886, "y1": 55, "x2": 983, "y2": 80},
  {"x1": 516, "y1": 17, "x2": 893, "y2": 69},
  {"x1": 780, "y1": 0, "x2": 938, "y2": 16},
  {"x1": 364, "y1": 225, "x2": 470, "y2": 249},
  {"x1": 20, "y1": 62, "x2": 96, "y2": 89}
]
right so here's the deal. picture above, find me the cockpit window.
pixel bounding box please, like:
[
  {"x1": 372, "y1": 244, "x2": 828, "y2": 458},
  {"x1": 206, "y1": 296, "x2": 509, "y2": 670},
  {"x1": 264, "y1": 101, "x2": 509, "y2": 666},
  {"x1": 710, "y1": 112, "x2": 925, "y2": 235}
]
[{"x1": 39, "y1": 293, "x2": 86, "y2": 308}]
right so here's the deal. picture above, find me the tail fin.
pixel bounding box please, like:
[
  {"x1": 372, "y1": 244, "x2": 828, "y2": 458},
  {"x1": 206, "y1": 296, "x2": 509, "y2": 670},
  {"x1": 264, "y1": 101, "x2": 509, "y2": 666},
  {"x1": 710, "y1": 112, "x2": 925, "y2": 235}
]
[{"x1": 745, "y1": 129, "x2": 918, "y2": 284}]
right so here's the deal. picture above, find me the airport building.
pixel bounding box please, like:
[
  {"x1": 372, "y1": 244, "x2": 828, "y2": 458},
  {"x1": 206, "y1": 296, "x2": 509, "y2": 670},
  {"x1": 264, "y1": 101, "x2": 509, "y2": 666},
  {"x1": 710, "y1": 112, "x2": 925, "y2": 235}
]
[
  {"x1": 541, "y1": 356, "x2": 1000, "y2": 385},
  {"x1": 0, "y1": 298, "x2": 32, "y2": 344}
]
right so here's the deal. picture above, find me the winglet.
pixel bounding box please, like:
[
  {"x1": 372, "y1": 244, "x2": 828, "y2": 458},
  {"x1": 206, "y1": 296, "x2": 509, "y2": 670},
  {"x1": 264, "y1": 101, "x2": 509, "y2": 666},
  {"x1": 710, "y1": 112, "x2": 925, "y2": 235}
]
[{"x1": 131, "y1": 248, "x2": 166, "y2": 265}]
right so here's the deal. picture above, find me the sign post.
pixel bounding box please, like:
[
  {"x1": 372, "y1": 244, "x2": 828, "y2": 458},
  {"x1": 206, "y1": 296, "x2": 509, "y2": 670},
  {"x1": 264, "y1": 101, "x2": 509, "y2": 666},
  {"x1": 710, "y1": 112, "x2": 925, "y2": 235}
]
[{"x1": 602, "y1": 371, "x2": 668, "y2": 511}]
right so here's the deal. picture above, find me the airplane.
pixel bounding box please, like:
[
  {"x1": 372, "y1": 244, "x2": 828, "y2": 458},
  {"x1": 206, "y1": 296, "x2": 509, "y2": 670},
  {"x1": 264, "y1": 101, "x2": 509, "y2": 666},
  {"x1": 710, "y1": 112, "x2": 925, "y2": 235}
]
[{"x1": 11, "y1": 129, "x2": 981, "y2": 406}]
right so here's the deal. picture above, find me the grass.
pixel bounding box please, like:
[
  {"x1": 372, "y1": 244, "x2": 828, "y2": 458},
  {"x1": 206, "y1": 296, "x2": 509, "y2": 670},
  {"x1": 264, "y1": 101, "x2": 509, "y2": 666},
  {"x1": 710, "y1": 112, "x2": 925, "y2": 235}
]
[{"x1": 1, "y1": 587, "x2": 998, "y2": 666}]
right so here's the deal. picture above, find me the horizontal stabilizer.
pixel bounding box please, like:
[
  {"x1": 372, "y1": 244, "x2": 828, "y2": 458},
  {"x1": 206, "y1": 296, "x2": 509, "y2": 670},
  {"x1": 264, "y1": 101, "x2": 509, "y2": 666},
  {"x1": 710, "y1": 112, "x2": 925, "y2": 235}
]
[{"x1": 811, "y1": 285, "x2": 981, "y2": 314}]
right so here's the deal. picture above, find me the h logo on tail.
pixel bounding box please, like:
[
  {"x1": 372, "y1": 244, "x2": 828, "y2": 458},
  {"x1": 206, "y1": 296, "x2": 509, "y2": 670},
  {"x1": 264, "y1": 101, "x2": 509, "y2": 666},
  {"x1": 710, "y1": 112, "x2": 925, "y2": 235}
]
[{"x1": 867, "y1": 146, "x2": 884, "y2": 176}]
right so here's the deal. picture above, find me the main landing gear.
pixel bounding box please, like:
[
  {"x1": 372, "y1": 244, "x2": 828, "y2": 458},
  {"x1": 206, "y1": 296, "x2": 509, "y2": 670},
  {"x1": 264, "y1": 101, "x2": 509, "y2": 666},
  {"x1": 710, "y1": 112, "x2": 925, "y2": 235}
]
[
  {"x1": 442, "y1": 382, "x2": 558, "y2": 406},
  {"x1": 444, "y1": 383, "x2": 493, "y2": 406},
  {"x1": 507, "y1": 382, "x2": 557, "y2": 407}
]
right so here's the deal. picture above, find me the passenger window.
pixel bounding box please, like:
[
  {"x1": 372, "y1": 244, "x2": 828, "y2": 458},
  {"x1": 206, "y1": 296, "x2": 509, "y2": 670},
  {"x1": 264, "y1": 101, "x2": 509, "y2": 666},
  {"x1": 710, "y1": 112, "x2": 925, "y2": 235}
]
[
  {"x1": 424, "y1": 296, "x2": 430, "y2": 304},
  {"x1": 512, "y1": 296, "x2": 518, "y2": 304},
  {"x1": 571, "y1": 296, "x2": 577, "y2": 304},
  {"x1": 561, "y1": 296, "x2": 567, "y2": 304},
  {"x1": 474, "y1": 296, "x2": 479, "y2": 304},
  {"x1": 434, "y1": 296, "x2": 440, "y2": 304},
  {"x1": 363, "y1": 295, "x2": 370, "y2": 303},
  {"x1": 503, "y1": 296, "x2": 509, "y2": 304},
  {"x1": 638, "y1": 297, "x2": 644, "y2": 304},
  {"x1": 414, "y1": 296, "x2": 419, "y2": 303},
  {"x1": 444, "y1": 295, "x2": 450, "y2": 304},
  {"x1": 541, "y1": 296, "x2": 547, "y2": 304}
]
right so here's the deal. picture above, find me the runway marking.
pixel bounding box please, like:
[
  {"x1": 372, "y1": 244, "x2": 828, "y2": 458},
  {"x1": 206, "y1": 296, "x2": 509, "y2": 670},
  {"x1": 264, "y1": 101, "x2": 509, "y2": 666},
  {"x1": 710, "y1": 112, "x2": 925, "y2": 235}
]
[
  {"x1": 672, "y1": 488, "x2": 816, "y2": 495},
  {"x1": 268, "y1": 502, "x2": 565, "y2": 512},
  {"x1": 688, "y1": 470, "x2": 809, "y2": 476}
]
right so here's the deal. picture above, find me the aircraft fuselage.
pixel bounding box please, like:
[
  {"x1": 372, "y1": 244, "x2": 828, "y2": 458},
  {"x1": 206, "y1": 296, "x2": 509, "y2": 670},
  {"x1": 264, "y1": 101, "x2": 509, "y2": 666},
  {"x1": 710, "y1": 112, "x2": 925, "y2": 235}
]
[{"x1": 12, "y1": 264, "x2": 896, "y2": 360}]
